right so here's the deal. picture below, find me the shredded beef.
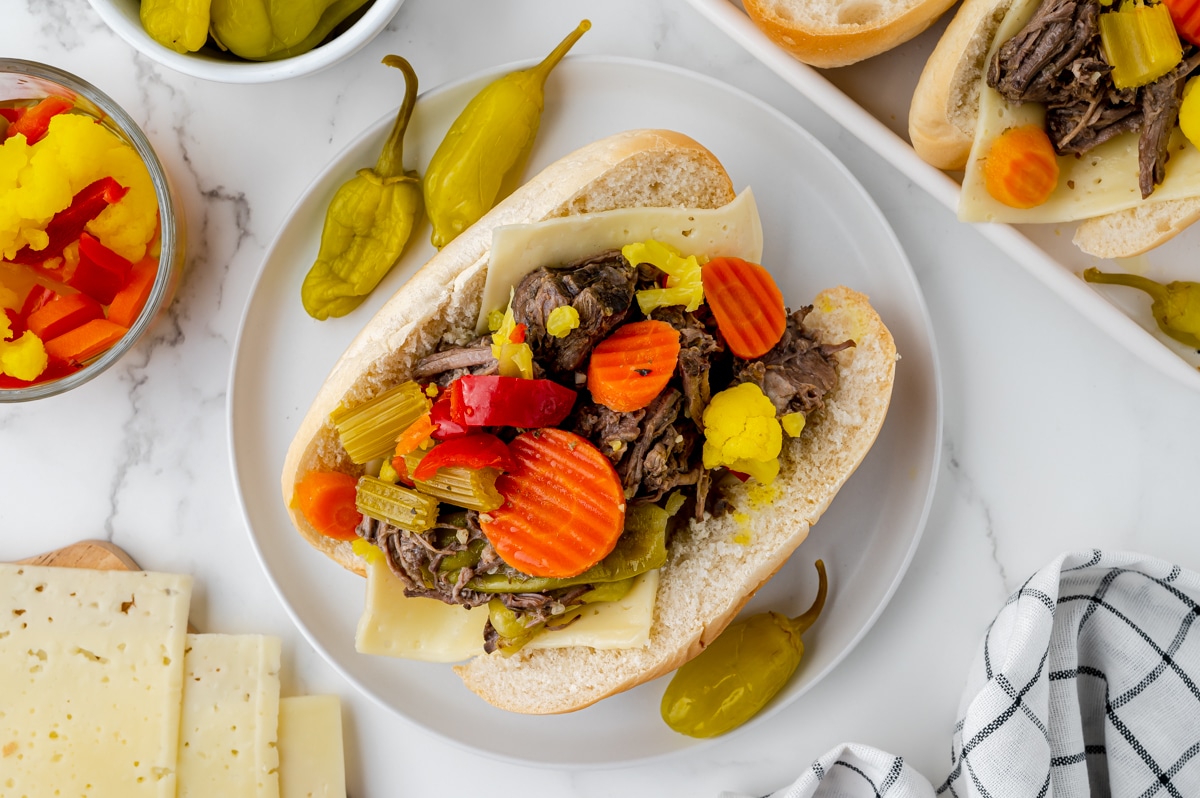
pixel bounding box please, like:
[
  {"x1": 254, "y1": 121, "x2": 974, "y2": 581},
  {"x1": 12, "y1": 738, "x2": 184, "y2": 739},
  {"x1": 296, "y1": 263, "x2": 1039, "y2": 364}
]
[
  {"x1": 572, "y1": 387, "x2": 698, "y2": 501},
  {"x1": 649, "y1": 305, "x2": 724, "y2": 428},
  {"x1": 412, "y1": 335, "x2": 498, "y2": 384},
  {"x1": 510, "y1": 251, "x2": 637, "y2": 374},
  {"x1": 733, "y1": 306, "x2": 852, "y2": 418}
]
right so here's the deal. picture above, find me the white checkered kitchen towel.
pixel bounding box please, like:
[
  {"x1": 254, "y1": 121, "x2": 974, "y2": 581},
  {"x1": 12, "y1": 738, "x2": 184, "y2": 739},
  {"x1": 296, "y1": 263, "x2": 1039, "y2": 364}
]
[{"x1": 724, "y1": 550, "x2": 1200, "y2": 798}]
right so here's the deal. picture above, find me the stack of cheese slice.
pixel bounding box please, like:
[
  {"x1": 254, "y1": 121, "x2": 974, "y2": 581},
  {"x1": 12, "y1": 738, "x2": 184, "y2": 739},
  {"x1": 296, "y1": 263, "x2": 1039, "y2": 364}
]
[{"x1": 0, "y1": 563, "x2": 346, "y2": 798}]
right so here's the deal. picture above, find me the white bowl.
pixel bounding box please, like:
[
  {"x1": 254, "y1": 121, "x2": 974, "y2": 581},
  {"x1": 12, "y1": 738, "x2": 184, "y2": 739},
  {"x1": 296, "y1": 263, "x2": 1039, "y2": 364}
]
[{"x1": 86, "y1": 0, "x2": 406, "y2": 83}]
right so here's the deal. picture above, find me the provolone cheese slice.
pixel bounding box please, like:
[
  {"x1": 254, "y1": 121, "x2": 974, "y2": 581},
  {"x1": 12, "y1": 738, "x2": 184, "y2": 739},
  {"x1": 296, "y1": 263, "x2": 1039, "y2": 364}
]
[
  {"x1": 524, "y1": 569, "x2": 659, "y2": 651},
  {"x1": 959, "y1": 0, "x2": 1200, "y2": 224},
  {"x1": 475, "y1": 189, "x2": 764, "y2": 333},
  {"x1": 277, "y1": 696, "x2": 346, "y2": 798},
  {"x1": 354, "y1": 556, "x2": 658, "y2": 662},
  {"x1": 355, "y1": 556, "x2": 489, "y2": 662},
  {"x1": 177, "y1": 634, "x2": 282, "y2": 798},
  {"x1": 0, "y1": 564, "x2": 192, "y2": 798}
]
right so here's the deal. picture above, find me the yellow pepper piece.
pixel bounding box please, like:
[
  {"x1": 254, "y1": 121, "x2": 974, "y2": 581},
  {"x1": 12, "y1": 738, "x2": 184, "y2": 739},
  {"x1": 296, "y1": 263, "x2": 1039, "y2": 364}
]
[
  {"x1": 351, "y1": 538, "x2": 385, "y2": 566},
  {"x1": 1099, "y1": 0, "x2": 1183, "y2": 89},
  {"x1": 624, "y1": 239, "x2": 706, "y2": 314},
  {"x1": 490, "y1": 290, "x2": 534, "y2": 379},
  {"x1": 546, "y1": 305, "x2": 580, "y2": 338},
  {"x1": 1181, "y1": 77, "x2": 1200, "y2": 149},
  {"x1": 701, "y1": 383, "x2": 783, "y2": 485},
  {"x1": 781, "y1": 412, "x2": 806, "y2": 437}
]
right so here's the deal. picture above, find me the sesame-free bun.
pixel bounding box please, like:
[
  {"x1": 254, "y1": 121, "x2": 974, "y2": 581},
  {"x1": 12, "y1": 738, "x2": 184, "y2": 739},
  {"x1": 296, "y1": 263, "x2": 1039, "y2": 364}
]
[
  {"x1": 744, "y1": 0, "x2": 959, "y2": 68},
  {"x1": 280, "y1": 130, "x2": 897, "y2": 713}
]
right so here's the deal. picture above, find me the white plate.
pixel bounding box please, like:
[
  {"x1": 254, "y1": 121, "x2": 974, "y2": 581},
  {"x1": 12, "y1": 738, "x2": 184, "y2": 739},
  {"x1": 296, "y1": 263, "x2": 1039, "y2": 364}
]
[
  {"x1": 228, "y1": 56, "x2": 942, "y2": 767},
  {"x1": 686, "y1": 0, "x2": 1200, "y2": 393}
]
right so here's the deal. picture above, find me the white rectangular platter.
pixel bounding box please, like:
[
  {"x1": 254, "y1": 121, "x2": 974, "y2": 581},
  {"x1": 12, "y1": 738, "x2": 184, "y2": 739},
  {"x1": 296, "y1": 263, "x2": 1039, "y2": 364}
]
[{"x1": 686, "y1": 0, "x2": 1200, "y2": 392}]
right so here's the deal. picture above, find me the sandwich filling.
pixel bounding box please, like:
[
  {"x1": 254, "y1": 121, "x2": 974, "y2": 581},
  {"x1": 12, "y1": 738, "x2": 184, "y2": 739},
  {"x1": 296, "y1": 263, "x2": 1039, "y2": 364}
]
[
  {"x1": 988, "y1": 0, "x2": 1200, "y2": 197},
  {"x1": 355, "y1": 246, "x2": 851, "y2": 654}
]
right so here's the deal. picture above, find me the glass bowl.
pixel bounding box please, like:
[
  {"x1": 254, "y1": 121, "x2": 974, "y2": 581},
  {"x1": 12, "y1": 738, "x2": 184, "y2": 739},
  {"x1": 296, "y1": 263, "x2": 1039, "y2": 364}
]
[{"x1": 0, "y1": 59, "x2": 184, "y2": 402}]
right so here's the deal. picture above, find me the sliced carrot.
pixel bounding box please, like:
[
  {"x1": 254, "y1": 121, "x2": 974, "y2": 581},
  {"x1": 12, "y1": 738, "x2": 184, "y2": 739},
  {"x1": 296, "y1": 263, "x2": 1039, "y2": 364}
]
[
  {"x1": 394, "y1": 411, "x2": 436, "y2": 457},
  {"x1": 106, "y1": 257, "x2": 158, "y2": 328},
  {"x1": 26, "y1": 292, "x2": 104, "y2": 341},
  {"x1": 43, "y1": 318, "x2": 128, "y2": 363},
  {"x1": 482, "y1": 428, "x2": 626, "y2": 578},
  {"x1": 1163, "y1": 0, "x2": 1200, "y2": 45},
  {"x1": 294, "y1": 471, "x2": 362, "y2": 541},
  {"x1": 984, "y1": 125, "x2": 1060, "y2": 209},
  {"x1": 701, "y1": 257, "x2": 786, "y2": 360},
  {"x1": 587, "y1": 320, "x2": 680, "y2": 412}
]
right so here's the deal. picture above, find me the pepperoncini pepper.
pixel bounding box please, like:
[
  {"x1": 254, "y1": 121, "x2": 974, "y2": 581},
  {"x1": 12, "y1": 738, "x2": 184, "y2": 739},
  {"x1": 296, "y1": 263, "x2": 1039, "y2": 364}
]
[
  {"x1": 661, "y1": 560, "x2": 828, "y2": 738},
  {"x1": 140, "y1": 0, "x2": 211, "y2": 54},
  {"x1": 423, "y1": 20, "x2": 590, "y2": 249},
  {"x1": 209, "y1": 0, "x2": 373, "y2": 61},
  {"x1": 1083, "y1": 268, "x2": 1200, "y2": 347},
  {"x1": 301, "y1": 56, "x2": 422, "y2": 321}
]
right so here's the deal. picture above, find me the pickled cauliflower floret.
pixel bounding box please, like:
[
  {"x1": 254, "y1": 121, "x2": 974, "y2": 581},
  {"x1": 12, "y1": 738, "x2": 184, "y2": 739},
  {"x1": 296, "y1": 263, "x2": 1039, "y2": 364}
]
[
  {"x1": 0, "y1": 311, "x2": 48, "y2": 381},
  {"x1": 0, "y1": 113, "x2": 157, "y2": 263},
  {"x1": 701, "y1": 382, "x2": 782, "y2": 485}
]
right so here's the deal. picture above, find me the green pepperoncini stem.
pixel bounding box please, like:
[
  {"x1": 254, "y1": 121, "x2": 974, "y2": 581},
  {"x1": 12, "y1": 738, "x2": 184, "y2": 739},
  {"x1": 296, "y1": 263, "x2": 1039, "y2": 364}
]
[
  {"x1": 528, "y1": 19, "x2": 591, "y2": 88},
  {"x1": 1083, "y1": 267, "x2": 1167, "y2": 301},
  {"x1": 376, "y1": 55, "x2": 419, "y2": 179},
  {"x1": 790, "y1": 559, "x2": 828, "y2": 637}
]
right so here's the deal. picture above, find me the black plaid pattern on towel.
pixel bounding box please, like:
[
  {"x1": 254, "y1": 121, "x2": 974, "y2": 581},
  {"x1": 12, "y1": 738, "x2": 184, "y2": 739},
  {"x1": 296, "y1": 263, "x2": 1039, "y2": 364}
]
[{"x1": 721, "y1": 550, "x2": 1200, "y2": 798}]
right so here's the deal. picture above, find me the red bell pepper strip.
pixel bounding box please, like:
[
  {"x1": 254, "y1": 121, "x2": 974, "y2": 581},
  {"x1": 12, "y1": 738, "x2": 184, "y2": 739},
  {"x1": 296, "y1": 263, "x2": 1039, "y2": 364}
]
[
  {"x1": 3, "y1": 308, "x2": 25, "y2": 338},
  {"x1": 450, "y1": 375, "x2": 577, "y2": 429},
  {"x1": 0, "y1": 109, "x2": 18, "y2": 124},
  {"x1": 412, "y1": 434, "x2": 515, "y2": 481},
  {"x1": 19, "y1": 285, "x2": 56, "y2": 320},
  {"x1": 10, "y1": 177, "x2": 129, "y2": 265},
  {"x1": 429, "y1": 386, "x2": 471, "y2": 440},
  {"x1": 68, "y1": 232, "x2": 132, "y2": 305},
  {"x1": 508, "y1": 323, "x2": 527, "y2": 344},
  {"x1": 4, "y1": 97, "x2": 73, "y2": 145}
]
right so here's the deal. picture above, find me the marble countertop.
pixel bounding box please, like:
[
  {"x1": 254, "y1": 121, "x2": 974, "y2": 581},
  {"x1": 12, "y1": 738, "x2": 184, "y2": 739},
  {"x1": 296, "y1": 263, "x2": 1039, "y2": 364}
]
[{"x1": 4, "y1": 0, "x2": 1200, "y2": 795}]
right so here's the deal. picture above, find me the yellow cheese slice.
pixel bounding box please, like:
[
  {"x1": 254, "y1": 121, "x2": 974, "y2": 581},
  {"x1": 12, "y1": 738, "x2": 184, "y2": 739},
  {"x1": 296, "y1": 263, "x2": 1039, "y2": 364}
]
[
  {"x1": 0, "y1": 564, "x2": 192, "y2": 798},
  {"x1": 355, "y1": 556, "x2": 659, "y2": 662},
  {"x1": 524, "y1": 569, "x2": 659, "y2": 651},
  {"x1": 277, "y1": 696, "x2": 346, "y2": 798},
  {"x1": 355, "y1": 555, "x2": 490, "y2": 662},
  {"x1": 177, "y1": 634, "x2": 282, "y2": 798},
  {"x1": 959, "y1": 0, "x2": 1200, "y2": 224},
  {"x1": 475, "y1": 188, "x2": 764, "y2": 333}
]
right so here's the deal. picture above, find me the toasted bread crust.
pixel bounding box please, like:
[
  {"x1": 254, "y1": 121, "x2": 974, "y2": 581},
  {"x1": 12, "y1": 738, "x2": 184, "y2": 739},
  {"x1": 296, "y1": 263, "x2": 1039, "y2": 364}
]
[{"x1": 744, "y1": 0, "x2": 958, "y2": 67}]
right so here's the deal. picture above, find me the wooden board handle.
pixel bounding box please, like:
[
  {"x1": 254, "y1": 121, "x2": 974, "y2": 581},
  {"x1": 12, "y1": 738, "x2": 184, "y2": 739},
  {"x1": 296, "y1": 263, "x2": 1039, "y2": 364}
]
[{"x1": 15, "y1": 540, "x2": 141, "y2": 571}]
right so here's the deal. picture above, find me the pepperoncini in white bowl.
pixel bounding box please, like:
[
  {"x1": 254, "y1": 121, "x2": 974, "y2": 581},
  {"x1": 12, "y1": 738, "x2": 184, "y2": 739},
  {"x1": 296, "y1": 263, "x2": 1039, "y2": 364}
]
[{"x1": 87, "y1": 0, "x2": 407, "y2": 83}]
